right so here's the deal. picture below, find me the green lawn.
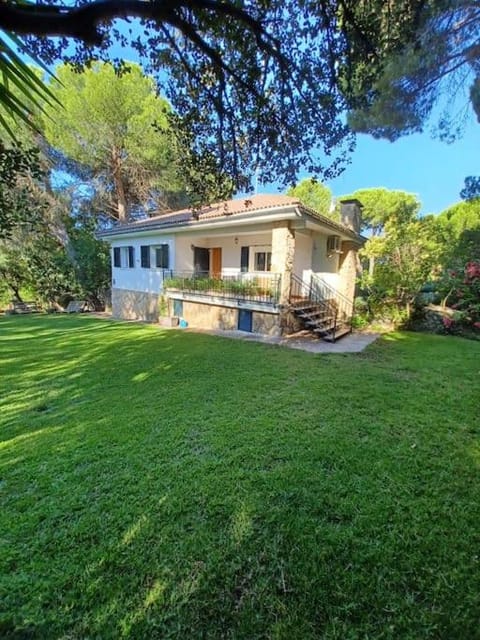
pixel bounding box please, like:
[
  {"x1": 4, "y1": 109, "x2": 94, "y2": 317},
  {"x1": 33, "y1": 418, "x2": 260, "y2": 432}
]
[{"x1": 1, "y1": 316, "x2": 479, "y2": 639}]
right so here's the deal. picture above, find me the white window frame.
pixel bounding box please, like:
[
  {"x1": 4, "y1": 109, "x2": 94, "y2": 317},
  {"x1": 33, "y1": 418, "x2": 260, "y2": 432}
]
[
  {"x1": 140, "y1": 243, "x2": 171, "y2": 270},
  {"x1": 113, "y1": 246, "x2": 134, "y2": 269},
  {"x1": 249, "y1": 245, "x2": 272, "y2": 272}
]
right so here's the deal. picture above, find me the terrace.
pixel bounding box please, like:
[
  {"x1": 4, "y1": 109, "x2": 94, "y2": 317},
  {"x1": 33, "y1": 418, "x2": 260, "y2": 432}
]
[{"x1": 163, "y1": 271, "x2": 282, "y2": 308}]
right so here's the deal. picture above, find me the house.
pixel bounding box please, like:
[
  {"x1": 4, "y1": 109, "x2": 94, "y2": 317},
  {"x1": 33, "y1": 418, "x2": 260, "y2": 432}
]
[{"x1": 98, "y1": 194, "x2": 364, "y2": 341}]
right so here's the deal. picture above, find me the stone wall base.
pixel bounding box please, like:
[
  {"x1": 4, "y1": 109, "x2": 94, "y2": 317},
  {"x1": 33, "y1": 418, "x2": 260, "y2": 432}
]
[
  {"x1": 180, "y1": 300, "x2": 281, "y2": 336},
  {"x1": 112, "y1": 288, "x2": 159, "y2": 322}
]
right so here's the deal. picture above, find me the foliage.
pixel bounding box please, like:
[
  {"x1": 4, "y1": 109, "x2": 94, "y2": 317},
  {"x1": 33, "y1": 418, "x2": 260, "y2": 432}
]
[
  {"x1": 287, "y1": 178, "x2": 333, "y2": 218},
  {"x1": 1, "y1": 2, "x2": 477, "y2": 194},
  {"x1": 1, "y1": 0, "x2": 362, "y2": 191},
  {"x1": 43, "y1": 62, "x2": 188, "y2": 222},
  {"x1": 435, "y1": 198, "x2": 480, "y2": 266},
  {"x1": 341, "y1": 188, "x2": 421, "y2": 236},
  {"x1": 0, "y1": 30, "x2": 59, "y2": 138},
  {"x1": 347, "y1": 1, "x2": 479, "y2": 141},
  {"x1": 436, "y1": 261, "x2": 480, "y2": 333},
  {"x1": 350, "y1": 189, "x2": 442, "y2": 321},
  {"x1": 0, "y1": 143, "x2": 46, "y2": 237},
  {"x1": 164, "y1": 274, "x2": 279, "y2": 300},
  {"x1": 1, "y1": 317, "x2": 480, "y2": 638},
  {"x1": 461, "y1": 176, "x2": 480, "y2": 201}
]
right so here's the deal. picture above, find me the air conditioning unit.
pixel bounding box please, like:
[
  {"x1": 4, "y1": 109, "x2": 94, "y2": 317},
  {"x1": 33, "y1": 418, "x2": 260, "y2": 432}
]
[{"x1": 327, "y1": 235, "x2": 342, "y2": 254}]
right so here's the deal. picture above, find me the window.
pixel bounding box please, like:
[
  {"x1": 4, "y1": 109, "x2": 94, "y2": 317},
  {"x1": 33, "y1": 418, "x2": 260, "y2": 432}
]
[
  {"x1": 240, "y1": 246, "x2": 249, "y2": 273},
  {"x1": 254, "y1": 251, "x2": 272, "y2": 272},
  {"x1": 140, "y1": 244, "x2": 170, "y2": 269},
  {"x1": 155, "y1": 244, "x2": 169, "y2": 269},
  {"x1": 140, "y1": 245, "x2": 150, "y2": 268},
  {"x1": 113, "y1": 246, "x2": 134, "y2": 268}
]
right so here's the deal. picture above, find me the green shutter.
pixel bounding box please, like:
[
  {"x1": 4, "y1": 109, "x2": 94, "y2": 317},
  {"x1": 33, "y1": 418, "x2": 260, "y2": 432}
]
[
  {"x1": 240, "y1": 246, "x2": 249, "y2": 272},
  {"x1": 141, "y1": 246, "x2": 150, "y2": 268}
]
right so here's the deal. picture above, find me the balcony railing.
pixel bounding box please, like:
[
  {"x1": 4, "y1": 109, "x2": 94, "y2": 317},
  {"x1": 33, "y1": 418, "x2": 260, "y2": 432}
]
[{"x1": 163, "y1": 271, "x2": 281, "y2": 305}]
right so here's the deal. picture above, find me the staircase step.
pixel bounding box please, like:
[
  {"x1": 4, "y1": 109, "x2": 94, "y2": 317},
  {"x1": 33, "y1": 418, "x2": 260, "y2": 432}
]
[
  {"x1": 299, "y1": 310, "x2": 332, "y2": 320},
  {"x1": 314, "y1": 324, "x2": 351, "y2": 341},
  {"x1": 305, "y1": 317, "x2": 335, "y2": 328}
]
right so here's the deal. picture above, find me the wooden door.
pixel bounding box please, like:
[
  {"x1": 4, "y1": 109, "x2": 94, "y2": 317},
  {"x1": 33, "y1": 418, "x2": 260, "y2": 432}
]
[{"x1": 211, "y1": 247, "x2": 222, "y2": 278}]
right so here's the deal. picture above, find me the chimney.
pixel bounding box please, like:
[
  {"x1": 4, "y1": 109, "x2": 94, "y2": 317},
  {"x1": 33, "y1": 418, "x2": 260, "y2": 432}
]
[{"x1": 340, "y1": 199, "x2": 362, "y2": 234}]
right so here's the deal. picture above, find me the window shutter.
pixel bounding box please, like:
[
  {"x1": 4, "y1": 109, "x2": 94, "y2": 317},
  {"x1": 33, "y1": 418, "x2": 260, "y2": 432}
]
[
  {"x1": 240, "y1": 246, "x2": 249, "y2": 272},
  {"x1": 113, "y1": 247, "x2": 121, "y2": 268},
  {"x1": 141, "y1": 245, "x2": 150, "y2": 268},
  {"x1": 128, "y1": 246, "x2": 135, "y2": 268}
]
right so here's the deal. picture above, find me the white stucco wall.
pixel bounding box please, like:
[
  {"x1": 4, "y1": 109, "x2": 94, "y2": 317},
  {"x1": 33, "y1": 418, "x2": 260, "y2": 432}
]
[
  {"x1": 108, "y1": 226, "x2": 344, "y2": 295},
  {"x1": 293, "y1": 232, "x2": 313, "y2": 281},
  {"x1": 174, "y1": 232, "x2": 272, "y2": 276},
  {"x1": 110, "y1": 235, "x2": 174, "y2": 294},
  {"x1": 306, "y1": 232, "x2": 341, "y2": 289}
]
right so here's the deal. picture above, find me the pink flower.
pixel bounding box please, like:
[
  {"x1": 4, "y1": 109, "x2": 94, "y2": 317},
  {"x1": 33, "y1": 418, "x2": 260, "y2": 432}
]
[
  {"x1": 465, "y1": 262, "x2": 480, "y2": 280},
  {"x1": 442, "y1": 317, "x2": 453, "y2": 328},
  {"x1": 473, "y1": 322, "x2": 480, "y2": 330}
]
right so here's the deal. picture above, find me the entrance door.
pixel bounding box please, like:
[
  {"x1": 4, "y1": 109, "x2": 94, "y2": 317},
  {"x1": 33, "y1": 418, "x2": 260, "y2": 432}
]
[
  {"x1": 194, "y1": 247, "x2": 210, "y2": 276},
  {"x1": 211, "y1": 247, "x2": 222, "y2": 278}
]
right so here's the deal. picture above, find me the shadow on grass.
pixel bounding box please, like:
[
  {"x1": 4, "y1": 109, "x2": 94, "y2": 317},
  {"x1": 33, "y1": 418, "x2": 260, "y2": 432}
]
[{"x1": 1, "y1": 315, "x2": 480, "y2": 639}]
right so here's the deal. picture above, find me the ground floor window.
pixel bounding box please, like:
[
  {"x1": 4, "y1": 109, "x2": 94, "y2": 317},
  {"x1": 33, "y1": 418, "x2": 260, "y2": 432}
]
[
  {"x1": 140, "y1": 244, "x2": 170, "y2": 269},
  {"x1": 254, "y1": 251, "x2": 272, "y2": 272},
  {"x1": 113, "y1": 246, "x2": 134, "y2": 268}
]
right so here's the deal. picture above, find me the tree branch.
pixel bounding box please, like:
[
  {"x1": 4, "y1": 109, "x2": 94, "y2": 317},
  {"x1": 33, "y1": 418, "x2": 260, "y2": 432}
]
[{"x1": 0, "y1": 0, "x2": 275, "y2": 52}]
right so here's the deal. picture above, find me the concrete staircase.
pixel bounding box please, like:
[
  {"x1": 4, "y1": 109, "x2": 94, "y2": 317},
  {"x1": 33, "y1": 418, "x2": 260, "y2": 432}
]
[{"x1": 289, "y1": 275, "x2": 353, "y2": 342}]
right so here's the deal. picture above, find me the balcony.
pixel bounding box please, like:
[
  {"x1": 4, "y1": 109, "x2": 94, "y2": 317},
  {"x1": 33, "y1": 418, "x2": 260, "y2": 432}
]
[{"x1": 163, "y1": 272, "x2": 282, "y2": 307}]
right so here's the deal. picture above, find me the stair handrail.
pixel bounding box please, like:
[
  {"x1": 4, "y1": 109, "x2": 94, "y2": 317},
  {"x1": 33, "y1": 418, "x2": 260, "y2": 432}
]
[
  {"x1": 289, "y1": 273, "x2": 353, "y2": 340},
  {"x1": 310, "y1": 273, "x2": 353, "y2": 309}
]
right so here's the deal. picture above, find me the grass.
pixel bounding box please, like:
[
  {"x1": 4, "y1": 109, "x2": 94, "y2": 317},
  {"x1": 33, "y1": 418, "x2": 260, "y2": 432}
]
[{"x1": 1, "y1": 315, "x2": 479, "y2": 639}]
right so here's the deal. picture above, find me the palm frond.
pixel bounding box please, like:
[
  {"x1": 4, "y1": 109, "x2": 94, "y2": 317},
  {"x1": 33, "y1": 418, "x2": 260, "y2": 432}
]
[{"x1": 0, "y1": 30, "x2": 61, "y2": 138}]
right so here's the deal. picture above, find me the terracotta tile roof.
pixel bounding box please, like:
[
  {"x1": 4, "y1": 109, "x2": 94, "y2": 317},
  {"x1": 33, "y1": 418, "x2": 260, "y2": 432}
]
[{"x1": 97, "y1": 193, "x2": 361, "y2": 240}]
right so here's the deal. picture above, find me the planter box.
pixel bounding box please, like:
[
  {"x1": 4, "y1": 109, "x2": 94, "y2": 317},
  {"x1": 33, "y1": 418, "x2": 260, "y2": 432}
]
[{"x1": 159, "y1": 316, "x2": 179, "y2": 327}]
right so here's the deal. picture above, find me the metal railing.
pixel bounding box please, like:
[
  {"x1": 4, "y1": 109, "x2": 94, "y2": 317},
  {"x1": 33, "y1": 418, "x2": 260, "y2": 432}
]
[
  {"x1": 163, "y1": 271, "x2": 282, "y2": 305},
  {"x1": 290, "y1": 273, "x2": 353, "y2": 338}
]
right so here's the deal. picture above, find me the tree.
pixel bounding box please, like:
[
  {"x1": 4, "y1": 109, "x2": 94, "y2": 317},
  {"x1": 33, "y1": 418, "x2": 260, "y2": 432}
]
[
  {"x1": 286, "y1": 178, "x2": 333, "y2": 218},
  {"x1": 346, "y1": 1, "x2": 479, "y2": 140},
  {"x1": 436, "y1": 198, "x2": 480, "y2": 266},
  {"x1": 43, "y1": 62, "x2": 188, "y2": 222},
  {"x1": 339, "y1": 187, "x2": 421, "y2": 276},
  {"x1": 0, "y1": 143, "x2": 46, "y2": 238},
  {"x1": 1, "y1": 2, "x2": 476, "y2": 195},
  {"x1": 339, "y1": 188, "x2": 442, "y2": 320},
  {"x1": 0, "y1": 0, "x2": 362, "y2": 191}
]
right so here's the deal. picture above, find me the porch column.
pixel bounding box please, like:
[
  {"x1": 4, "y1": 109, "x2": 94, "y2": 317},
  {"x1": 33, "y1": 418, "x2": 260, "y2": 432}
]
[
  {"x1": 338, "y1": 241, "x2": 359, "y2": 303},
  {"x1": 271, "y1": 222, "x2": 295, "y2": 305}
]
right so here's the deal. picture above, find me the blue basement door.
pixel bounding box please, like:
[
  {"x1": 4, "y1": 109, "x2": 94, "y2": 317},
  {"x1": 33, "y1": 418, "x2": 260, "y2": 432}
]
[{"x1": 238, "y1": 309, "x2": 253, "y2": 332}]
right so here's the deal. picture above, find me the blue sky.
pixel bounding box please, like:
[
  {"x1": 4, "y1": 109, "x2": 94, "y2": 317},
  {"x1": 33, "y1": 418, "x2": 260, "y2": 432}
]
[
  {"x1": 254, "y1": 113, "x2": 478, "y2": 216},
  {"x1": 327, "y1": 117, "x2": 479, "y2": 215}
]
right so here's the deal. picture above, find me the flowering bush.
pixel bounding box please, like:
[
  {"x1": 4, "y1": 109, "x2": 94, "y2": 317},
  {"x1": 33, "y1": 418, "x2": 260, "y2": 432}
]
[{"x1": 438, "y1": 260, "x2": 480, "y2": 333}]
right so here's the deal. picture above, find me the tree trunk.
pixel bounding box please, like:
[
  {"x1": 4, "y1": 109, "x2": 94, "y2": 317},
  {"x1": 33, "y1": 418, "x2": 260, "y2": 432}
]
[
  {"x1": 368, "y1": 255, "x2": 375, "y2": 277},
  {"x1": 41, "y1": 172, "x2": 79, "y2": 268},
  {"x1": 111, "y1": 148, "x2": 127, "y2": 222}
]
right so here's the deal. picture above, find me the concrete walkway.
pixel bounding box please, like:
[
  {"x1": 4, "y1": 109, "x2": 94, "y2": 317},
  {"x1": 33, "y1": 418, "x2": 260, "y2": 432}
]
[{"x1": 187, "y1": 327, "x2": 380, "y2": 353}]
